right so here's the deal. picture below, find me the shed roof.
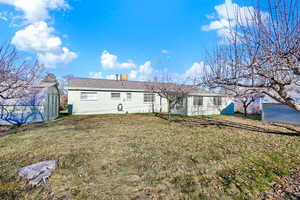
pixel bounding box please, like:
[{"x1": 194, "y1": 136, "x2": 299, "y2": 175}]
[
  {"x1": 33, "y1": 82, "x2": 57, "y2": 88},
  {"x1": 0, "y1": 82, "x2": 58, "y2": 106},
  {"x1": 68, "y1": 77, "x2": 222, "y2": 95}
]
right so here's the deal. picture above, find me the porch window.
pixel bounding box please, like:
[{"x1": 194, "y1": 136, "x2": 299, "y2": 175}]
[
  {"x1": 193, "y1": 96, "x2": 203, "y2": 106},
  {"x1": 144, "y1": 93, "x2": 155, "y2": 103},
  {"x1": 213, "y1": 96, "x2": 222, "y2": 105},
  {"x1": 80, "y1": 92, "x2": 97, "y2": 101}
]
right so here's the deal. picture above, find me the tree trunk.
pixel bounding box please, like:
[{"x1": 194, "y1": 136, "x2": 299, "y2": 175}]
[
  {"x1": 243, "y1": 106, "x2": 248, "y2": 117},
  {"x1": 168, "y1": 100, "x2": 171, "y2": 121},
  {"x1": 160, "y1": 96, "x2": 162, "y2": 113}
]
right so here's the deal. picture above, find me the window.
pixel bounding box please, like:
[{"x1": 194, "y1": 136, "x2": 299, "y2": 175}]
[
  {"x1": 80, "y1": 92, "x2": 97, "y2": 101},
  {"x1": 175, "y1": 97, "x2": 184, "y2": 109},
  {"x1": 144, "y1": 93, "x2": 155, "y2": 103},
  {"x1": 127, "y1": 93, "x2": 132, "y2": 101},
  {"x1": 193, "y1": 96, "x2": 203, "y2": 106},
  {"x1": 177, "y1": 97, "x2": 184, "y2": 105},
  {"x1": 111, "y1": 92, "x2": 121, "y2": 99},
  {"x1": 213, "y1": 96, "x2": 222, "y2": 105}
]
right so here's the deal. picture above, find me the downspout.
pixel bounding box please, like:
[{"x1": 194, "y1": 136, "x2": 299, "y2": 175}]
[{"x1": 160, "y1": 96, "x2": 162, "y2": 113}]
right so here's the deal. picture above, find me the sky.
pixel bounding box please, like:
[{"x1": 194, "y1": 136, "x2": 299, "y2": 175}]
[{"x1": 0, "y1": 0, "x2": 262, "y2": 81}]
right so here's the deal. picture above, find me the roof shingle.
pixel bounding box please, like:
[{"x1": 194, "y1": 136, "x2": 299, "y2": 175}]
[{"x1": 68, "y1": 77, "x2": 218, "y2": 95}]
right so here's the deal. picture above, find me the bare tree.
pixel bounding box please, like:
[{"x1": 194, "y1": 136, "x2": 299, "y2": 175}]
[
  {"x1": 0, "y1": 44, "x2": 42, "y2": 125},
  {"x1": 58, "y1": 74, "x2": 74, "y2": 95},
  {"x1": 222, "y1": 86, "x2": 263, "y2": 116},
  {"x1": 57, "y1": 74, "x2": 74, "y2": 110},
  {"x1": 202, "y1": 0, "x2": 300, "y2": 112},
  {"x1": 0, "y1": 44, "x2": 41, "y2": 100},
  {"x1": 146, "y1": 73, "x2": 194, "y2": 120}
]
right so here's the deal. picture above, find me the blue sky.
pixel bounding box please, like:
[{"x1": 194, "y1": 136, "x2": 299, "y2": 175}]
[{"x1": 0, "y1": 0, "x2": 258, "y2": 81}]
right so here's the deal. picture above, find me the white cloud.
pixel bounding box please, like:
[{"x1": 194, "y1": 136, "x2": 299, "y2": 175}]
[
  {"x1": 106, "y1": 74, "x2": 116, "y2": 80},
  {"x1": 12, "y1": 21, "x2": 77, "y2": 68},
  {"x1": 12, "y1": 21, "x2": 61, "y2": 52},
  {"x1": 161, "y1": 49, "x2": 169, "y2": 54},
  {"x1": 185, "y1": 62, "x2": 205, "y2": 78},
  {"x1": 129, "y1": 70, "x2": 137, "y2": 79},
  {"x1": 1, "y1": 0, "x2": 77, "y2": 68},
  {"x1": 138, "y1": 61, "x2": 154, "y2": 81},
  {"x1": 99, "y1": 51, "x2": 153, "y2": 81},
  {"x1": 101, "y1": 50, "x2": 136, "y2": 70},
  {"x1": 130, "y1": 61, "x2": 154, "y2": 81},
  {"x1": 202, "y1": 18, "x2": 234, "y2": 31},
  {"x1": 37, "y1": 47, "x2": 77, "y2": 68},
  {"x1": 0, "y1": 0, "x2": 69, "y2": 23},
  {"x1": 202, "y1": 0, "x2": 269, "y2": 39},
  {"x1": 139, "y1": 61, "x2": 153, "y2": 74},
  {"x1": 89, "y1": 72, "x2": 103, "y2": 79}
]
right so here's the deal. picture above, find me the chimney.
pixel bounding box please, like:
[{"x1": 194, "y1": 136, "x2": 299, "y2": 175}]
[
  {"x1": 115, "y1": 74, "x2": 119, "y2": 81},
  {"x1": 120, "y1": 74, "x2": 128, "y2": 81}
]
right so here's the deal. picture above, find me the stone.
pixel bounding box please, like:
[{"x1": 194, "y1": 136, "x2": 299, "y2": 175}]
[{"x1": 18, "y1": 160, "x2": 57, "y2": 187}]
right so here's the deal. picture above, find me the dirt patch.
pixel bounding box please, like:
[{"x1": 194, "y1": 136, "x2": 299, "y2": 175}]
[{"x1": 0, "y1": 126, "x2": 11, "y2": 136}]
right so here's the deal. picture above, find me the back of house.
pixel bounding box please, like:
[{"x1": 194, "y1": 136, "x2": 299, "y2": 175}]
[{"x1": 67, "y1": 77, "x2": 234, "y2": 116}]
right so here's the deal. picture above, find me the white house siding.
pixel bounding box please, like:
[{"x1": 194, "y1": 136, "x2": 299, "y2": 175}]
[
  {"x1": 262, "y1": 103, "x2": 300, "y2": 125},
  {"x1": 186, "y1": 96, "x2": 234, "y2": 116},
  {"x1": 68, "y1": 90, "x2": 169, "y2": 115}
]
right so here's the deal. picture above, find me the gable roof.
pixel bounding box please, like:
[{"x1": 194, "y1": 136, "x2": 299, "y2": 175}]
[{"x1": 68, "y1": 77, "x2": 222, "y2": 96}]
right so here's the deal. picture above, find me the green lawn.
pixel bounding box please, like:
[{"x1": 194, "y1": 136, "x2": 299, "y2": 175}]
[{"x1": 0, "y1": 114, "x2": 300, "y2": 200}]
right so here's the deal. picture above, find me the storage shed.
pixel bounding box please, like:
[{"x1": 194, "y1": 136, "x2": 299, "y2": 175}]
[{"x1": 0, "y1": 82, "x2": 59, "y2": 125}]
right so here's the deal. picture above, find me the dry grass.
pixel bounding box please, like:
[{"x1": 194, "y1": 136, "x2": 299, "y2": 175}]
[{"x1": 0, "y1": 114, "x2": 300, "y2": 200}]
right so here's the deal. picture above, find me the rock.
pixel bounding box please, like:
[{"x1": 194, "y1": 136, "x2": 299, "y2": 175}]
[
  {"x1": 294, "y1": 192, "x2": 300, "y2": 197},
  {"x1": 18, "y1": 160, "x2": 57, "y2": 187}
]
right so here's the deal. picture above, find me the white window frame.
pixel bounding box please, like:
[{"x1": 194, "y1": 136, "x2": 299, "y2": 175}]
[
  {"x1": 111, "y1": 92, "x2": 121, "y2": 100},
  {"x1": 144, "y1": 93, "x2": 155, "y2": 103},
  {"x1": 80, "y1": 92, "x2": 97, "y2": 101},
  {"x1": 127, "y1": 93, "x2": 132, "y2": 101}
]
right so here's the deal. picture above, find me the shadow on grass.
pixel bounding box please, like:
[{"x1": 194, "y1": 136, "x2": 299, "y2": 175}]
[
  {"x1": 0, "y1": 122, "x2": 51, "y2": 137},
  {"x1": 234, "y1": 113, "x2": 262, "y2": 121},
  {"x1": 156, "y1": 113, "x2": 300, "y2": 137},
  {"x1": 0, "y1": 113, "x2": 69, "y2": 137}
]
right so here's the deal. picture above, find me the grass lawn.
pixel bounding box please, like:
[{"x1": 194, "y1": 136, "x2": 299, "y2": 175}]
[{"x1": 1, "y1": 114, "x2": 300, "y2": 200}]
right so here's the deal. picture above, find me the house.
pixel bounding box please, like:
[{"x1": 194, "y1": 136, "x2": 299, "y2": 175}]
[
  {"x1": 0, "y1": 82, "x2": 59, "y2": 125},
  {"x1": 67, "y1": 77, "x2": 234, "y2": 116},
  {"x1": 262, "y1": 96, "x2": 300, "y2": 125}
]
